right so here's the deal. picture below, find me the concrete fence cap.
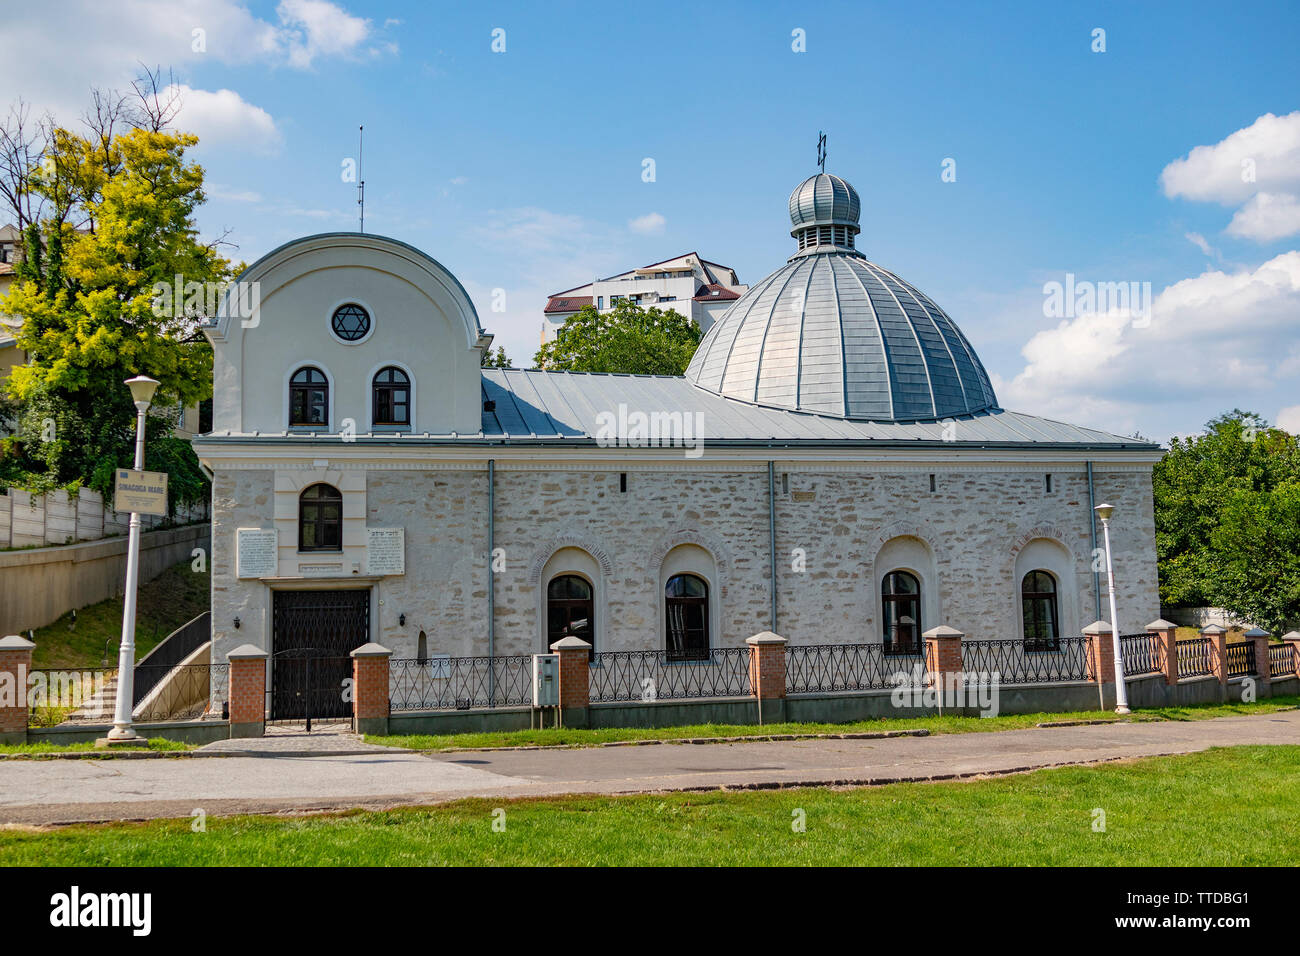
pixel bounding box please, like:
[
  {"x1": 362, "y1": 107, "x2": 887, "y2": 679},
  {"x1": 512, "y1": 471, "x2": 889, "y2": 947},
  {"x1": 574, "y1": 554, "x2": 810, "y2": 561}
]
[
  {"x1": 746, "y1": 631, "x2": 787, "y2": 645},
  {"x1": 1200, "y1": 624, "x2": 1227, "y2": 636},
  {"x1": 227, "y1": 643, "x2": 269, "y2": 660},
  {"x1": 1242, "y1": 627, "x2": 1271, "y2": 639},
  {"x1": 1082, "y1": 620, "x2": 1113, "y2": 635},
  {"x1": 351, "y1": 642, "x2": 392, "y2": 658},
  {"x1": 921, "y1": 625, "x2": 964, "y2": 640},
  {"x1": 1283, "y1": 631, "x2": 1300, "y2": 642},
  {"x1": 1145, "y1": 619, "x2": 1177, "y2": 631},
  {"x1": 0, "y1": 634, "x2": 36, "y2": 651},
  {"x1": 550, "y1": 636, "x2": 592, "y2": 651}
]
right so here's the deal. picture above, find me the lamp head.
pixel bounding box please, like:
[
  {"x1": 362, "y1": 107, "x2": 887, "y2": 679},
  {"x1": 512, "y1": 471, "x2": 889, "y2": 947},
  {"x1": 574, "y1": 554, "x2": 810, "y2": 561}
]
[
  {"x1": 1094, "y1": 502, "x2": 1115, "y2": 522},
  {"x1": 125, "y1": 375, "x2": 160, "y2": 407}
]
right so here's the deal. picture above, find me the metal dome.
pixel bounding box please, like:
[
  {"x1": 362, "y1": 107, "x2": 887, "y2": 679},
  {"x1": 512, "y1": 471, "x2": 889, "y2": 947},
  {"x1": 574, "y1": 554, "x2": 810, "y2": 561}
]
[
  {"x1": 685, "y1": 219, "x2": 999, "y2": 421},
  {"x1": 788, "y1": 173, "x2": 861, "y2": 228}
]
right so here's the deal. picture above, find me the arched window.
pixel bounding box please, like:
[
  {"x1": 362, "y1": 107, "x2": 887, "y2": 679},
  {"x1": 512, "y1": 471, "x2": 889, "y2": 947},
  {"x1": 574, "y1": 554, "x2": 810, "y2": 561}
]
[
  {"x1": 289, "y1": 366, "x2": 329, "y2": 426},
  {"x1": 547, "y1": 575, "x2": 594, "y2": 658},
  {"x1": 1021, "y1": 570, "x2": 1060, "y2": 650},
  {"x1": 417, "y1": 630, "x2": 428, "y2": 664},
  {"x1": 298, "y1": 483, "x2": 342, "y2": 551},
  {"x1": 372, "y1": 366, "x2": 410, "y2": 426},
  {"x1": 665, "y1": 574, "x2": 709, "y2": 662},
  {"x1": 882, "y1": 570, "x2": 921, "y2": 654}
]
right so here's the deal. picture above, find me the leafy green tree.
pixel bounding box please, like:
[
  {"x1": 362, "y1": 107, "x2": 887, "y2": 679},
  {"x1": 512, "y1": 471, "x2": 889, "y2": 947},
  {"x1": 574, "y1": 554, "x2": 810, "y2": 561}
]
[
  {"x1": 1153, "y1": 409, "x2": 1300, "y2": 629},
  {"x1": 533, "y1": 300, "x2": 701, "y2": 374},
  {"x1": 480, "y1": 345, "x2": 513, "y2": 368},
  {"x1": 0, "y1": 123, "x2": 231, "y2": 503}
]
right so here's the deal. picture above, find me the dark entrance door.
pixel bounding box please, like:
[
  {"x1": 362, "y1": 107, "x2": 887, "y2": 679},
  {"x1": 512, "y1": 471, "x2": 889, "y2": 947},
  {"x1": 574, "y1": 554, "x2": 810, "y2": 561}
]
[{"x1": 271, "y1": 589, "x2": 370, "y2": 720}]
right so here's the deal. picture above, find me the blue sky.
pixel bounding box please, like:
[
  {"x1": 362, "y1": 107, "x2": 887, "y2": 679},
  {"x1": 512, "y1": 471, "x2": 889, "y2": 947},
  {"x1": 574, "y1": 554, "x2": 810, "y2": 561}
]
[{"x1": 3, "y1": 0, "x2": 1299, "y2": 441}]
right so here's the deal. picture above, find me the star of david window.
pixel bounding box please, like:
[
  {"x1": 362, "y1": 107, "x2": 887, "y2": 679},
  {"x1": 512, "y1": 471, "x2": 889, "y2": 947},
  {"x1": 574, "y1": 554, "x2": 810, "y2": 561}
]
[{"x1": 331, "y1": 303, "x2": 371, "y2": 342}]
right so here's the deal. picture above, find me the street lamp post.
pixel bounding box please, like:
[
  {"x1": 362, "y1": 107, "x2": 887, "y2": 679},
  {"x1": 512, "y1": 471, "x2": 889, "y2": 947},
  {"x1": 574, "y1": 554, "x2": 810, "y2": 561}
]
[
  {"x1": 1094, "y1": 502, "x2": 1131, "y2": 714},
  {"x1": 105, "y1": 375, "x2": 160, "y2": 743}
]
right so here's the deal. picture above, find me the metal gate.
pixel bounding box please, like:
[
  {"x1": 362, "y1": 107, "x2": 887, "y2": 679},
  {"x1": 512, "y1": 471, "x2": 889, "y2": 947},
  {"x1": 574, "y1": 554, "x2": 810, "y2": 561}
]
[{"x1": 271, "y1": 589, "x2": 370, "y2": 722}]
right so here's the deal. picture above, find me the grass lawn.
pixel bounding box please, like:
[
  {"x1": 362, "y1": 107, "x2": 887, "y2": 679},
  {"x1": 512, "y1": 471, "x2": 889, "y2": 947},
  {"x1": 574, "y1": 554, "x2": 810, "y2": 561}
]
[
  {"x1": 0, "y1": 738, "x2": 191, "y2": 756},
  {"x1": 30, "y1": 558, "x2": 210, "y2": 669},
  {"x1": 1, "y1": 746, "x2": 1294, "y2": 866},
  {"x1": 366, "y1": 695, "x2": 1300, "y2": 751}
]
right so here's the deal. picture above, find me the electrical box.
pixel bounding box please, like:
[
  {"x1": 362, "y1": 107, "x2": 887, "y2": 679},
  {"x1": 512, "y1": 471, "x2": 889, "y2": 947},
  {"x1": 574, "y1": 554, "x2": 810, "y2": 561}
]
[{"x1": 533, "y1": 653, "x2": 560, "y2": 707}]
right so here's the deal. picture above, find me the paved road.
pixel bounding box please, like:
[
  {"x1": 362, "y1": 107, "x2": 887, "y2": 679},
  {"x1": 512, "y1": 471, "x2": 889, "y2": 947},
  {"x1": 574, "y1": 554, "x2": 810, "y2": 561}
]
[{"x1": 0, "y1": 710, "x2": 1296, "y2": 825}]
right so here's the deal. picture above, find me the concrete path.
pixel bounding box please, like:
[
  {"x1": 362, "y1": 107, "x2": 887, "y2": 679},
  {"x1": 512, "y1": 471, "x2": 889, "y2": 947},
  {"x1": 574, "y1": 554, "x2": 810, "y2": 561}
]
[{"x1": 0, "y1": 710, "x2": 1296, "y2": 825}]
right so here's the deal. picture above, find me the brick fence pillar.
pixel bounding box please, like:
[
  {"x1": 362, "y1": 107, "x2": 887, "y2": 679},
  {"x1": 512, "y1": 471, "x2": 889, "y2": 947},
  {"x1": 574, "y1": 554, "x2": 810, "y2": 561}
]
[
  {"x1": 550, "y1": 636, "x2": 591, "y2": 727},
  {"x1": 747, "y1": 631, "x2": 787, "y2": 699},
  {"x1": 1146, "y1": 618, "x2": 1178, "y2": 686},
  {"x1": 1203, "y1": 625, "x2": 1228, "y2": 698},
  {"x1": 1285, "y1": 632, "x2": 1300, "y2": 679},
  {"x1": 1083, "y1": 620, "x2": 1115, "y2": 684},
  {"x1": 1243, "y1": 627, "x2": 1272, "y2": 697},
  {"x1": 923, "y1": 624, "x2": 964, "y2": 683},
  {"x1": 227, "y1": 643, "x2": 268, "y2": 739},
  {"x1": 0, "y1": 634, "x2": 34, "y2": 745},
  {"x1": 351, "y1": 642, "x2": 392, "y2": 735}
]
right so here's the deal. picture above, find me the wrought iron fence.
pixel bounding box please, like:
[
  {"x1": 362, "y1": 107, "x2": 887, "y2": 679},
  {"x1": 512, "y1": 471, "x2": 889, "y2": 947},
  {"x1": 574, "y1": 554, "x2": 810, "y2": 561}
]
[
  {"x1": 390, "y1": 654, "x2": 535, "y2": 711},
  {"x1": 1177, "y1": 637, "x2": 1212, "y2": 677},
  {"x1": 133, "y1": 663, "x2": 228, "y2": 722},
  {"x1": 1226, "y1": 640, "x2": 1255, "y2": 679},
  {"x1": 26, "y1": 668, "x2": 114, "y2": 727},
  {"x1": 1269, "y1": 643, "x2": 1296, "y2": 678},
  {"x1": 588, "y1": 647, "x2": 750, "y2": 702},
  {"x1": 1118, "y1": 632, "x2": 1164, "y2": 677},
  {"x1": 960, "y1": 637, "x2": 1089, "y2": 684},
  {"x1": 786, "y1": 643, "x2": 925, "y2": 694}
]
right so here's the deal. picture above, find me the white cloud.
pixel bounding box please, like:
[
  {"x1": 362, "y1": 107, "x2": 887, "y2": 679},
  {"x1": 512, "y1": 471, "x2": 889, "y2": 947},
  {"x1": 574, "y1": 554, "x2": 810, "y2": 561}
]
[
  {"x1": 171, "y1": 85, "x2": 282, "y2": 154},
  {"x1": 208, "y1": 184, "x2": 262, "y2": 203},
  {"x1": 276, "y1": 0, "x2": 372, "y2": 69},
  {"x1": 1226, "y1": 191, "x2": 1300, "y2": 242},
  {"x1": 1160, "y1": 111, "x2": 1300, "y2": 205},
  {"x1": 628, "y1": 212, "x2": 666, "y2": 235},
  {"x1": 1184, "y1": 231, "x2": 1220, "y2": 259},
  {"x1": 1277, "y1": 405, "x2": 1300, "y2": 435},
  {"x1": 999, "y1": 252, "x2": 1300, "y2": 435}
]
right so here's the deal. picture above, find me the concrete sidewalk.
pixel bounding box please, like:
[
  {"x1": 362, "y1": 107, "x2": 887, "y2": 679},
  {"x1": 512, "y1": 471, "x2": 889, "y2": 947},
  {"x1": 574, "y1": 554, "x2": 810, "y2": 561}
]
[{"x1": 0, "y1": 710, "x2": 1296, "y2": 826}]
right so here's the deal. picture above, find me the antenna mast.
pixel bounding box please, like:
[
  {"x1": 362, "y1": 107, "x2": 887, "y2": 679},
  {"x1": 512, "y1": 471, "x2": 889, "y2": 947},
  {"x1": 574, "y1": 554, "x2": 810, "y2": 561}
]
[{"x1": 358, "y1": 125, "x2": 365, "y2": 233}]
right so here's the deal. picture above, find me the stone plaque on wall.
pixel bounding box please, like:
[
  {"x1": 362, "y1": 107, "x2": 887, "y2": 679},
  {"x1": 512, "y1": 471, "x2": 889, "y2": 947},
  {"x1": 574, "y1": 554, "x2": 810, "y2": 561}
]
[
  {"x1": 237, "y1": 528, "x2": 277, "y2": 578},
  {"x1": 366, "y1": 527, "x2": 405, "y2": 575}
]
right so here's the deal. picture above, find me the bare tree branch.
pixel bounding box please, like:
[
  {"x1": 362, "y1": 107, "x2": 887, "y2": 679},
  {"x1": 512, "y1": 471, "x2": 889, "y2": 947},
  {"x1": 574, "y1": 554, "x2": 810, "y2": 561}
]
[
  {"x1": 0, "y1": 99, "x2": 48, "y2": 230},
  {"x1": 130, "y1": 64, "x2": 182, "y2": 133}
]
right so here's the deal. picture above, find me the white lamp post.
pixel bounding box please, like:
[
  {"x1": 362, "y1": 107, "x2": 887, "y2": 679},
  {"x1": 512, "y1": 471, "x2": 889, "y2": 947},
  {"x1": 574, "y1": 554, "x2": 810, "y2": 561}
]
[
  {"x1": 1094, "y1": 502, "x2": 1130, "y2": 714},
  {"x1": 105, "y1": 374, "x2": 160, "y2": 742}
]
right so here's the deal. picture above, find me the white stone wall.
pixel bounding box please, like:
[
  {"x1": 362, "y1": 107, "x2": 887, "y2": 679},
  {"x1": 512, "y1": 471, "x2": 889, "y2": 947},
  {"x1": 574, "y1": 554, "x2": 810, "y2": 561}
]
[{"x1": 208, "y1": 460, "x2": 1161, "y2": 689}]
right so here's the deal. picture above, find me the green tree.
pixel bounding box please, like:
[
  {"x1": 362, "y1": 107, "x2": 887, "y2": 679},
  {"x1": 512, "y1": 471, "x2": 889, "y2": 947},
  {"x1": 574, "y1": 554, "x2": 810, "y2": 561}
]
[
  {"x1": 1152, "y1": 409, "x2": 1300, "y2": 629},
  {"x1": 480, "y1": 345, "x2": 513, "y2": 368},
  {"x1": 1211, "y1": 480, "x2": 1300, "y2": 634},
  {"x1": 533, "y1": 300, "x2": 701, "y2": 374},
  {"x1": 0, "y1": 122, "x2": 231, "y2": 503}
]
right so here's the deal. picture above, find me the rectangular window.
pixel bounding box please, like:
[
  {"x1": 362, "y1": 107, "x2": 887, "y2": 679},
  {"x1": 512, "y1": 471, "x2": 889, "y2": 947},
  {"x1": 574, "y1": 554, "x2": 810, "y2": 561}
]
[
  {"x1": 929, "y1": 474, "x2": 937, "y2": 492},
  {"x1": 596, "y1": 296, "x2": 603, "y2": 309},
  {"x1": 1045, "y1": 474, "x2": 1053, "y2": 493},
  {"x1": 619, "y1": 472, "x2": 627, "y2": 493}
]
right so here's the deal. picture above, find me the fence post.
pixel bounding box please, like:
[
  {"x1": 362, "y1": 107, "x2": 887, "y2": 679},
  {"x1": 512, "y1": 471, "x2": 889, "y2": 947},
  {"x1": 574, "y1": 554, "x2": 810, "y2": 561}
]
[
  {"x1": 747, "y1": 632, "x2": 787, "y2": 723},
  {"x1": 1083, "y1": 620, "x2": 1115, "y2": 682},
  {"x1": 1146, "y1": 618, "x2": 1178, "y2": 686},
  {"x1": 923, "y1": 624, "x2": 964, "y2": 684},
  {"x1": 1285, "y1": 632, "x2": 1300, "y2": 678},
  {"x1": 1244, "y1": 627, "x2": 1271, "y2": 696},
  {"x1": 350, "y1": 642, "x2": 392, "y2": 735},
  {"x1": 0, "y1": 635, "x2": 34, "y2": 745},
  {"x1": 1203, "y1": 625, "x2": 1228, "y2": 699},
  {"x1": 226, "y1": 644, "x2": 268, "y2": 738},
  {"x1": 550, "y1": 636, "x2": 591, "y2": 727}
]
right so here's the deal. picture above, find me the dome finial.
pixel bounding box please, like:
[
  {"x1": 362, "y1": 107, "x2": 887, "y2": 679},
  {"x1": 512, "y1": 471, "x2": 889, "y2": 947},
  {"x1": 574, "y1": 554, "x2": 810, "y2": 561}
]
[{"x1": 817, "y1": 131, "x2": 827, "y2": 173}]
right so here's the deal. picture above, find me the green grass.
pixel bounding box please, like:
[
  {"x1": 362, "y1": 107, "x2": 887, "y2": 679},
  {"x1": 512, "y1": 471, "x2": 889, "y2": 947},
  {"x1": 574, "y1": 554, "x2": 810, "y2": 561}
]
[
  {"x1": 366, "y1": 695, "x2": 1300, "y2": 751},
  {"x1": 2, "y1": 747, "x2": 1295, "y2": 865},
  {"x1": 0, "y1": 738, "x2": 192, "y2": 756},
  {"x1": 30, "y1": 559, "x2": 210, "y2": 669}
]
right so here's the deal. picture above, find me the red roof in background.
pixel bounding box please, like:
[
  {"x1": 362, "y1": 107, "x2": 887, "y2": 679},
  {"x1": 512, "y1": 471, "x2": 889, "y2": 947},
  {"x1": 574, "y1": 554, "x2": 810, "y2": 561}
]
[
  {"x1": 544, "y1": 295, "x2": 593, "y2": 314},
  {"x1": 693, "y1": 283, "x2": 740, "y2": 301}
]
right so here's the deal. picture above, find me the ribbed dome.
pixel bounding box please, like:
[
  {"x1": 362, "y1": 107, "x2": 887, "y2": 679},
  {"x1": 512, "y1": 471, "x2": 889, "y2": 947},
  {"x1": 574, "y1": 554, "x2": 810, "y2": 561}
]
[
  {"x1": 685, "y1": 232, "x2": 998, "y2": 422},
  {"x1": 788, "y1": 173, "x2": 860, "y2": 228}
]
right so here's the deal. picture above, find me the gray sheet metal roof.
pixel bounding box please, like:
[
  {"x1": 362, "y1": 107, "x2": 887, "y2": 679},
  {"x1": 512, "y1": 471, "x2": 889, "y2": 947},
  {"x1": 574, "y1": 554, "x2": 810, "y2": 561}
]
[{"x1": 480, "y1": 368, "x2": 1154, "y2": 448}]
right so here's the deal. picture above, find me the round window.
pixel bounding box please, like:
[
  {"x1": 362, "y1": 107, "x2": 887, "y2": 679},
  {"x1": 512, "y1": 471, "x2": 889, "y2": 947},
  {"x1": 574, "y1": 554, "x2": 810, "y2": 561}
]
[{"x1": 331, "y1": 303, "x2": 371, "y2": 341}]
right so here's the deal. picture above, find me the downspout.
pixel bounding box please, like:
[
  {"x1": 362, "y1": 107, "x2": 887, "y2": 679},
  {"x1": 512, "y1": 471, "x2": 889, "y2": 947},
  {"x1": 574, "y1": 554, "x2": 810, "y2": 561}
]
[
  {"x1": 768, "y1": 461, "x2": 777, "y2": 632},
  {"x1": 488, "y1": 458, "x2": 495, "y2": 707},
  {"x1": 1087, "y1": 461, "x2": 1101, "y2": 621}
]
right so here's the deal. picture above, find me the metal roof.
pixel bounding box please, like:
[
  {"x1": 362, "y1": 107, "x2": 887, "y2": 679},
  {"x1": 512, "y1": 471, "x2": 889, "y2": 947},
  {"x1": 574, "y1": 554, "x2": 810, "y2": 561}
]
[
  {"x1": 478, "y1": 368, "x2": 1154, "y2": 448},
  {"x1": 788, "y1": 174, "x2": 860, "y2": 228}
]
